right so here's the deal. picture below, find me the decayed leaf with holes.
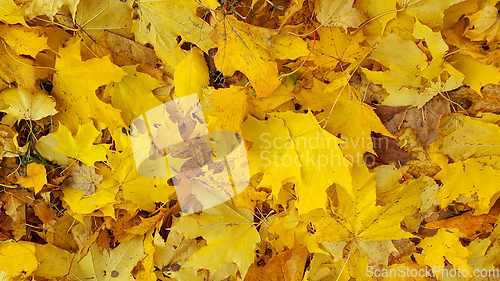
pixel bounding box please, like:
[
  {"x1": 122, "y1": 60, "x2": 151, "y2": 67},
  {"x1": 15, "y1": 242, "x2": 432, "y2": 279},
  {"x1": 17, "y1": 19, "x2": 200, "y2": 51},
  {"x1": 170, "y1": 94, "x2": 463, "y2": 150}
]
[
  {"x1": 174, "y1": 47, "x2": 209, "y2": 99},
  {"x1": 315, "y1": 0, "x2": 366, "y2": 29},
  {"x1": 435, "y1": 156, "x2": 500, "y2": 215},
  {"x1": 52, "y1": 122, "x2": 108, "y2": 167},
  {"x1": 17, "y1": 162, "x2": 47, "y2": 194},
  {"x1": 132, "y1": 0, "x2": 215, "y2": 75},
  {"x1": 301, "y1": 165, "x2": 421, "y2": 243},
  {"x1": 103, "y1": 65, "x2": 162, "y2": 126},
  {"x1": 414, "y1": 228, "x2": 471, "y2": 277},
  {"x1": 75, "y1": 0, "x2": 133, "y2": 44},
  {"x1": 51, "y1": 39, "x2": 127, "y2": 133},
  {"x1": 0, "y1": 25, "x2": 48, "y2": 57},
  {"x1": 211, "y1": 15, "x2": 281, "y2": 98},
  {"x1": 0, "y1": 241, "x2": 37, "y2": 278},
  {"x1": 0, "y1": 87, "x2": 57, "y2": 121},
  {"x1": 171, "y1": 201, "x2": 260, "y2": 276}
]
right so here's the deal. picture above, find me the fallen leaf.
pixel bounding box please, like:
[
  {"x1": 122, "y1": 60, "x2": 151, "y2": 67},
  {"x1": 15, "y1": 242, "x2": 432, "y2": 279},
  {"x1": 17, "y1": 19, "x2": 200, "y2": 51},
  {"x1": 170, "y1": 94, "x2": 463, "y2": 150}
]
[
  {"x1": 52, "y1": 122, "x2": 108, "y2": 167},
  {"x1": 174, "y1": 47, "x2": 209, "y2": 99},
  {"x1": 245, "y1": 242, "x2": 308, "y2": 281},
  {"x1": 171, "y1": 201, "x2": 260, "y2": 276},
  {"x1": 0, "y1": 241, "x2": 37, "y2": 278},
  {"x1": 51, "y1": 39, "x2": 127, "y2": 133},
  {"x1": 64, "y1": 163, "x2": 103, "y2": 196},
  {"x1": 0, "y1": 86, "x2": 58, "y2": 121},
  {"x1": 17, "y1": 162, "x2": 47, "y2": 194},
  {"x1": 210, "y1": 14, "x2": 281, "y2": 97},
  {"x1": 414, "y1": 228, "x2": 471, "y2": 277}
]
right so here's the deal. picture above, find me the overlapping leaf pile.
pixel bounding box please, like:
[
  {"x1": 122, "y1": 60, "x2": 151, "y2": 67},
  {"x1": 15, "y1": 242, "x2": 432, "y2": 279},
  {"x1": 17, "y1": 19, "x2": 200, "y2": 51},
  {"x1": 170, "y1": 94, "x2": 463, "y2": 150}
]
[{"x1": 1, "y1": 0, "x2": 500, "y2": 280}]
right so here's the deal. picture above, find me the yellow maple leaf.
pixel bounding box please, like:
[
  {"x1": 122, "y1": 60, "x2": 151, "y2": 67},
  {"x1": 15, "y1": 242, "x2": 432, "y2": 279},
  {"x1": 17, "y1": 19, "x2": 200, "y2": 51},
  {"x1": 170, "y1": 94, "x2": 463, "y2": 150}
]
[
  {"x1": 52, "y1": 122, "x2": 108, "y2": 167},
  {"x1": 103, "y1": 65, "x2": 162, "y2": 126},
  {"x1": 0, "y1": 86, "x2": 57, "y2": 121},
  {"x1": 174, "y1": 47, "x2": 209, "y2": 99},
  {"x1": 464, "y1": 4, "x2": 500, "y2": 43},
  {"x1": 301, "y1": 165, "x2": 421, "y2": 243},
  {"x1": 315, "y1": 0, "x2": 366, "y2": 29},
  {"x1": 317, "y1": 92, "x2": 393, "y2": 164},
  {"x1": 34, "y1": 235, "x2": 145, "y2": 280},
  {"x1": 414, "y1": 228, "x2": 471, "y2": 277},
  {"x1": 206, "y1": 86, "x2": 247, "y2": 132},
  {"x1": 52, "y1": 39, "x2": 127, "y2": 133},
  {"x1": 404, "y1": 0, "x2": 466, "y2": 29},
  {"x1": 107, "y1": 149, "x2": 174, "y2": 212},
  {"x1": 0, "y1": 25, "x2": 48, "y2": 57},
  {"x1": 413, "y1": 19, "x2": 449, "y2": 80},
  {"x1": 171, "y1": 201, "x2": 260, "y2": 276},
  {"x1": 249, "y1": 75, "x2": 295, "y2": 115},
  {"x1": 435, "y1": 156, "x2": 500, "y2": 215},
  {"x1": 211, "y1": 15, "x2": 281, "y2": 97},
  {"x1": 0, "y1": 41, "x2": 51, "y2": 93},
  {"x1": 0, "y1": 241, "x2": 37, "y2": 277},
  {"x1": 311, "y1": 25, "x2": 369, "y2": 70},
  {"x1": 24, "y1": 0, "x2": 79, "y2": 19},
  {"x1": 17, "y1": 162, "x2": 47, "y2": 194},
  {"x1": 75, "y1": 0, "x2": 133, "y2": 43},
  {"x1": 362, "y1": 32, "x2": 431, "y2": 108},
  {"x1": 0, "y1": 0, "x2": 26, "y2": 26},
  {"x1": 449, "y1": 53, "x2": 500, "y2": 96},
  {"x1": 61, "y1": 163, "x2": 120, "y2": 216},
  {"x1": 242, "y1": 111, "x2": 352, "y2": 214},
  {"x1": 439, "y1": 116, "x2": 500, "y2": 161},
  {"x1": 132, "y1": 0, "x2": 215, "y2": 75}
]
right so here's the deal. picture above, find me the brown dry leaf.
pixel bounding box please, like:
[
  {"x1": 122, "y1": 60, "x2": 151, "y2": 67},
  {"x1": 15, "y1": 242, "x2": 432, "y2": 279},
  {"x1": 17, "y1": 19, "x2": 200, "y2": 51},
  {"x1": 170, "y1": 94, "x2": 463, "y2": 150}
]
[
  {"x1": 385, "y1": 97, "x2": 451, "y2": 148},
  {"x1": 0, "y1": 125, "x2": 16, "y2": 161},
  {"x1": 244, "y1": 243, "x2": 308, "y2": 281},
  {"x1": 91, "y1": 30, "x2": 160, "y2": 68},
  {"x1": 449, "y1": 84, "x2": 500, "y2": 115},
  {"x1": 65, "y1": 163, "x2": 103, "y2": 196},
  {"x1": 366, "y1": 132, "x2": 418, "y2": 168},
  {"x1": 424, "y1": 199, "x2": 500, "y2": 237}
]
